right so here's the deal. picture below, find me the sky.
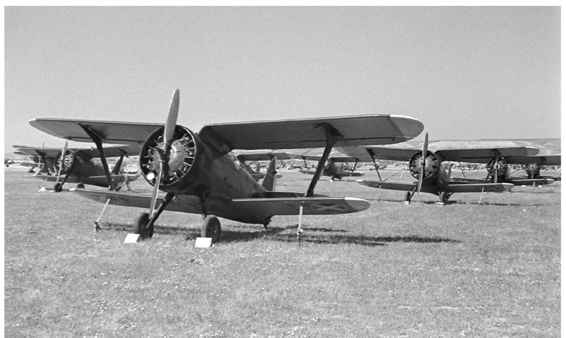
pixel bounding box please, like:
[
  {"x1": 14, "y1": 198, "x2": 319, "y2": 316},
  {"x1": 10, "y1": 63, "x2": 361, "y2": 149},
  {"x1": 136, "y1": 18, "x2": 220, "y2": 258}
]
[{"x1": 4, "y1": 6, "x2": 561, "y2": 153}]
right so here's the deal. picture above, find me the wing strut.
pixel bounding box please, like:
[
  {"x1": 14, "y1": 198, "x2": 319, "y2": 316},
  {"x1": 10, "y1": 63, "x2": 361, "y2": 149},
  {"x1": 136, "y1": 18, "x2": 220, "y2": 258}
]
[
  {"x1": 366, "y1": 148, "x2": 383, "y2": 182},
  {"x1": 305, "y1": 123, "x2": 342, "y2": 197},
  {"x1": 79, "y1": 123, "x2": 115, "y2": 190}
]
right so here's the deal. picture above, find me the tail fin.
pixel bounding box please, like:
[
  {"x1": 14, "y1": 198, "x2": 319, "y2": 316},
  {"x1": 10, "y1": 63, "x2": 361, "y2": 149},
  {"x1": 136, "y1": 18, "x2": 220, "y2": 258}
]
[
  {"x1": 111, "y1": 154, "x2": 125, "y2": 175},
  {"x1": 262, "y1": 157, "x2": 277, "y2": 191}
]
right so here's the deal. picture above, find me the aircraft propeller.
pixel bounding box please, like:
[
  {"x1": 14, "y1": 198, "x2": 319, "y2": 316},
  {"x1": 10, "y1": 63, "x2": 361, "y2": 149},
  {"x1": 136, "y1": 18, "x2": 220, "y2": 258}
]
[
  {"x1": 416, "y1": 132, "x2": 429, "y2": 195},
  {"x1": 148, "y1": 89, "x2": 180, "y2": 218}
]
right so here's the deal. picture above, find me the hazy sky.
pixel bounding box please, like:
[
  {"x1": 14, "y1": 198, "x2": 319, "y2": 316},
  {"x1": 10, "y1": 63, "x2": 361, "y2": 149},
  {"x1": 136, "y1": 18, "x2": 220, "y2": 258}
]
[{"x1": 5, "y1": 6, "x2": 561, "y2": 152}]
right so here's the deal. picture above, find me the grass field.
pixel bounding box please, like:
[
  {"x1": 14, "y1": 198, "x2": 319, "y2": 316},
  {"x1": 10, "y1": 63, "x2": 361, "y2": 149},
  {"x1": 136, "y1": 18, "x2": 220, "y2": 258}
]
[{"x1": 5, "y1": 168, "x2": 560, "y2": 336}]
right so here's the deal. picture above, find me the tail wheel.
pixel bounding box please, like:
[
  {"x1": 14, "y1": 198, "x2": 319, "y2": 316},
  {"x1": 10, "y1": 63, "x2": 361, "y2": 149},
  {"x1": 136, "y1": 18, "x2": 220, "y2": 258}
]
[
  {"x1": 201, "y1": 215, "x2": 221, "y2": 243},
  {"x1": 134, "y1": 212, "x2": 153, "y2": 238}
]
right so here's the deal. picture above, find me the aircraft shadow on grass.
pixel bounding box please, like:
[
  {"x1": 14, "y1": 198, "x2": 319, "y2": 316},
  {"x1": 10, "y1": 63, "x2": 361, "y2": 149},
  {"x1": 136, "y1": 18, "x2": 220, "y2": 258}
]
[{"x1": 101, "y1": 222, "x2": 460, "y2": 247}]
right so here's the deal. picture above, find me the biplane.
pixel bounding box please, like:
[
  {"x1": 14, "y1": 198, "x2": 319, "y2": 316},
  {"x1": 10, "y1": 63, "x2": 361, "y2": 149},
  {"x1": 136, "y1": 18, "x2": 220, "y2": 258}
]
[
  {"x1": 30, "y1": 89, "x2": 424, "y2": 242},
  {"x1": 500, "y1": 154, "x2": 561, "y2": 183},
  {"x1": 339, "y1": 134, "x2": 545, "y2": 204},
  {"x1": 13, "y1": 144, "x2": 139, "y2": 192},
  {"x1": 236, "y1": 150, "x2": 363, "y2": 181}
]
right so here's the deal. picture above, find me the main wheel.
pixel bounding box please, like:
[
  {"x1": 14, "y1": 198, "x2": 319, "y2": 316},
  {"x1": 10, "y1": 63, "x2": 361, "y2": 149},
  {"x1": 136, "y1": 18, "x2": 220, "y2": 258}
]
[
  {"x1": 201, "y1": 215, "x2": 221, "y2": 243},
  {"x1": 134, "y1": 212, "x2": 153, "y2": 238},
  {"x1": 405, "y1": 191, "x2": 411, "y2": 203},
  {"x1": 54, "y1": 183, "x2": 63, "y2": 192},
  {"x1": 439, "y1": 191, "x2": 450, "y2": 204}
]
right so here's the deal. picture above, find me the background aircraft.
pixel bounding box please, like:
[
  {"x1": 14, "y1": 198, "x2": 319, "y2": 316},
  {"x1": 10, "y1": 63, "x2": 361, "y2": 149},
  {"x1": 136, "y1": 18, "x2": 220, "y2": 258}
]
[
  {"x1": 339, "y1": 134, "x2": 543, "y2": 204},
  {"x1": 29, "y1": 89, "x2": 424, "y2": 242},
  {"x1": 236, "y1": 150, "x2": 363, "y2": 181},
  {"x1": 13, "y1": 144, "x2": 139, "y2": 192}
]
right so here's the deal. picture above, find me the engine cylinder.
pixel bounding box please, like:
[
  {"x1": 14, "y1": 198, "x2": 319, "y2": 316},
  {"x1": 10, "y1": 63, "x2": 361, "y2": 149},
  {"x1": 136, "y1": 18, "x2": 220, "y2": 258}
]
[
  {"x1": 408, "y1": 151, "x2": 440, "y2": 181},
  {"x1": 139, "y1": 125, "x2": 200, "y2": 192}
]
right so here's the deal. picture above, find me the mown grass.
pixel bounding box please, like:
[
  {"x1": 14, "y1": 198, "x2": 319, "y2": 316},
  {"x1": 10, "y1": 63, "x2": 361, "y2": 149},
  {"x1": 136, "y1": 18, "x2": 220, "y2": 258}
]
[{"x1": 5, "y1": 168, "x2": 560, "y2": 336}]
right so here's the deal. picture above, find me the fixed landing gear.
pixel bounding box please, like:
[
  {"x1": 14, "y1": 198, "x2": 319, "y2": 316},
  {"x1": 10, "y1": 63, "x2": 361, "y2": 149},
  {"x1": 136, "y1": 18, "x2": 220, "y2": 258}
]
[
  {"x1": 201, "y1": 215, "x2": 221, "y2": 243},
  {"x1": 438, "y1": 191, "x2": 451, "y2": 205},
  {"x1": 76, "y1": 183, "x2": 85, "y2": 189},
  {"x1": 134, "y1": 212, "x2": 153, "y2": 239},
  {"x1": 54, "y1": 182, "x2": 63, "y2": 192}
]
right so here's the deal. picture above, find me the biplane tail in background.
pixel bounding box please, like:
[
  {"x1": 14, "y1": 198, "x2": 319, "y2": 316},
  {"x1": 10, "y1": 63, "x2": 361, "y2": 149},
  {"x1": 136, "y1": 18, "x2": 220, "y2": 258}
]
[{"x1": 30, "y1": 89, "x2": 423, "y2": 242}]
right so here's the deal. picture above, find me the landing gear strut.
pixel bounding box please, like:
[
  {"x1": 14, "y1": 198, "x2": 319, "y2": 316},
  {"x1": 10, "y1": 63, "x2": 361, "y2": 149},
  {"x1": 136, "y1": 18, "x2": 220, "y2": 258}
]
[
  {"x1": 201, "y1": 215, "x2": 221, "y2": 243},
  {"x1": 134, "y1": 192, "x2": 175, "y2": 239}
]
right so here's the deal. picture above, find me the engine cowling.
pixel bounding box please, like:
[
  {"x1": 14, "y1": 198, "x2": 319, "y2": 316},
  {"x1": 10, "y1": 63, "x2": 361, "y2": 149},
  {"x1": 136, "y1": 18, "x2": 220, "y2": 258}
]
[
  {"x1": 409, "y1": 151, "x2": 441, "y2": 181},
  {"x1": 139, "y1": 125, "x2": 200, "y2": 192}
]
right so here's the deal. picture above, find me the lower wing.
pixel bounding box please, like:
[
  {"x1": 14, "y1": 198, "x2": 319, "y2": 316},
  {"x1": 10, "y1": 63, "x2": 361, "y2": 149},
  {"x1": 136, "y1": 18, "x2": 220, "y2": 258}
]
[
  {"x1": 358, "y1": 180, "x2": 418, "y2": 191},
  {"x1": 506, "y1": 178, "x2": 555, "y2": 186},
  {"x1": 75, "y1": 190, "x2": 203, "y2": 213},
  {"x1": 232, "y1": 197, "x2": 369, "y2": 215},
  {"x1": 75, "y1": 190, "x2": 368, "y2": 216},
  {"x1": 445, "y1": 183, "x2": 513, "y2": 193}
]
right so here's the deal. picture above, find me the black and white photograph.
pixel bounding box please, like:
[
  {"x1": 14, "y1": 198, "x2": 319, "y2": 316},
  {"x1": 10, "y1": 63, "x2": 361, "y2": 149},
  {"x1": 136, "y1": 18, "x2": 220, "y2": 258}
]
[{"x1": 3, "y1": 5, "x2": 561, "y2": 336}]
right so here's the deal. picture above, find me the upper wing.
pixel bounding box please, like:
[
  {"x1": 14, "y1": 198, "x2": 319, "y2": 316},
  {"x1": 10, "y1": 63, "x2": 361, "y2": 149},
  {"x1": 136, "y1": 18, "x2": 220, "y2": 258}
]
[
  {"x1": 199, "y1": 115, "x2": 423, "y2": 152},
  {"x1": 505, "y1": 154, "x2": 561, "y2": 166},
  {"x1": 29, "y1": 119, "x2": 162, "y2": 144},
  {"x1": 342, "y1": 145, "x2": 539, "y2": 163},
  {"x1": 231, "y1": 197, "x2": 369, "y2": 215},
  {"x1": 13, "y1": 144, "x2": 139, "y2": 160},
  {"x1": 31, "y1": 115, "x2": 423, "y2": 153},
  {"x1": 435, "y1": 147, "x2": 539, "y2": 163}
]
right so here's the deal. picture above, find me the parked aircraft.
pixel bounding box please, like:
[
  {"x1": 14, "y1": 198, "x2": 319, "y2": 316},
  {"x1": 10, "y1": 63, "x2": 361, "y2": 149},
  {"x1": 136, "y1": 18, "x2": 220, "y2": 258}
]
[
  {"x1": 13, "y1": 144, "x2": 139, "y2": 192},
  {"x1": 499, "y1": 154, "x2": 561, "y2": 183},
  {"x1": 236, "y1": 150, "x2": 362, "y2": 181},
  {"x1": 29, "y1": 89, "x2": 424, "y2": 242},
  {"x1": 339, "y1": 134, "x2": 542, "y2": 204},
  {"x1": 298, "y1": 155, "x2": 363, "y2": 180}
]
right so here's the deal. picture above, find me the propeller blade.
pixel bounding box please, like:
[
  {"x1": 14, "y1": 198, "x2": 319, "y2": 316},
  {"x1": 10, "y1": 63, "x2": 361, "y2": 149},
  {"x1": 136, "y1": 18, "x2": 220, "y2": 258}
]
[
  {"x1": 149, "y1": 159, "x2": 163, "y2": 216},
  {"x1": 417, "y1": 132, "x2": 429, "y2": 194},
  {"x1": 55, "y1": 141, "x2": 68, "y2": 184},
  {"x1": 148, "y1": 89, "x2": 180, "y2": 218},
  {"x1": 163, "y1": 88, "x2": 180, "y2": 151}
]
